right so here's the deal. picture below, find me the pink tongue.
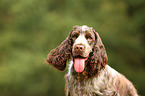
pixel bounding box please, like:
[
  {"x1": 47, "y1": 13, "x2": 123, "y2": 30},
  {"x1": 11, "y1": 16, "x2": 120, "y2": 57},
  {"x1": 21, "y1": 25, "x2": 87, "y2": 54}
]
[{"x1": 74, "y1": 58, "x2": 85, "y2": 73}]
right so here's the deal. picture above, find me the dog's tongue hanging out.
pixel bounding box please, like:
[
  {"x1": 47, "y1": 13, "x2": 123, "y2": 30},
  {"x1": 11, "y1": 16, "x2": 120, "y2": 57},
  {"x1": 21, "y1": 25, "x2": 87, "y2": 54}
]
[{"x1": 74, "y1": 58, "x2": 85, "y2": 73}]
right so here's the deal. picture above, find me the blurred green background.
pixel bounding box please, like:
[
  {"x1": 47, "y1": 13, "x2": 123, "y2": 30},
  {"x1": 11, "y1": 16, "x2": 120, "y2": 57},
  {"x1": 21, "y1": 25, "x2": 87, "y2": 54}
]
[{"x1": 0, "y1": 0, "x2": 145, "y2": 96}]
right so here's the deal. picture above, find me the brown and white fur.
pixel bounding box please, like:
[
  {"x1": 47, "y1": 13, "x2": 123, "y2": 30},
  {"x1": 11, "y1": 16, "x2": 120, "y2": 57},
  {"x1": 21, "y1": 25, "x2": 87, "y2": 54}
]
[{"x1": 45, "y1": 25, "x2": 138, "y2": 96}]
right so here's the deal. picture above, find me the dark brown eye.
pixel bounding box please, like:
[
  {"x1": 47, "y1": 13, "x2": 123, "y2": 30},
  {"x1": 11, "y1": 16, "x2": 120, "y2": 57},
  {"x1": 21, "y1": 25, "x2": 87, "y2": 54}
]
[
  {"x1": 88, "y1": 36, "x2": 92, "y2": 39},
  {"x1": 72, "y1": 35, "x2": 78, "y2": 38},
  {"x1": 85, "y1": 33, "x2": 92, "y2": 41},
  {"x1": 72, "y1": 32, "x2": 79, "y2": 40}
]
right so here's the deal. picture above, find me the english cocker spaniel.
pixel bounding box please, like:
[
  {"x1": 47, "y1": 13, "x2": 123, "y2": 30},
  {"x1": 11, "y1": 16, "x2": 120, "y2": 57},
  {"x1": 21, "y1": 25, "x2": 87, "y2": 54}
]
[{"x1": 45, "y1": 25, "x2": 138, "y2": 96}]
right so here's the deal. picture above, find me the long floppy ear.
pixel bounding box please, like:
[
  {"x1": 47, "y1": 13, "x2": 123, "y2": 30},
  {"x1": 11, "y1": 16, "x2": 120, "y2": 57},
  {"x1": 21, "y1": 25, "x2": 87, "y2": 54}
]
[
  {"x1": 94, "y1": 32, "x2": 108, "y2": 65},
  {"x1": 87, "y1": 31, "x2": 108, "y2": 77},
  {"x1": 45, "y1": 31, "x2": 72, "y2": 71}
]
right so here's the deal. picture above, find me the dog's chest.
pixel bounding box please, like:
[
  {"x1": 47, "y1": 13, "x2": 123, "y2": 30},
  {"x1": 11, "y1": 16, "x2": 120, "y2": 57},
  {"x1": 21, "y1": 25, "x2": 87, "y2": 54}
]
[
  {"x1": 67, "y1": 60, "x2": 96, "y2": 95},
  {"x1": 67, "y1": 77, "x2": 97, "y2": 96},
  {"x1": 66, "y1": 63, "x2": 119, "y2": 96}
]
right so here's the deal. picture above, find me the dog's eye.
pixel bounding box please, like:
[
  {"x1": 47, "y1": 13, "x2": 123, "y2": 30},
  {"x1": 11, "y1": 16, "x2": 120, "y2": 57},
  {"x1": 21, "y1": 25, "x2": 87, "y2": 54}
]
[
  {"x1": 87, "y1": 36, "x2": 93, "y2": 41},
  {"x1": 85, "y1": 33, "x2": 93, "y2": 41},
  {"x1": 88, "y1": 36, "x2": 92, "y2": 39},
  {"x1": 72, "y1": 35, "x2": 78, "y2": 38},
  {"x1": 72, "y1": 32, "x2": 79, "y2": 40}
]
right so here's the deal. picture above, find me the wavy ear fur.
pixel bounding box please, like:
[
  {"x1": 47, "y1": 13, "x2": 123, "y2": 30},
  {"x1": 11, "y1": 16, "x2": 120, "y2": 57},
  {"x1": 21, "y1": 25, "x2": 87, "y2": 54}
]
[
  {"x1": 45, "y1": 32, "x2": 72, "y2": 71},
  {"x1": 86, "y1": 31, "x2": 108, "y2": 77}
]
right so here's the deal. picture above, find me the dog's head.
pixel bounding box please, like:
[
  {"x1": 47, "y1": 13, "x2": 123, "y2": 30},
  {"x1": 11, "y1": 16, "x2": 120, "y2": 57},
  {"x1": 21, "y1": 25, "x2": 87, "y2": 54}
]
[{"x1": 46, "y1": 25, "x2": 108, "y2": 77}]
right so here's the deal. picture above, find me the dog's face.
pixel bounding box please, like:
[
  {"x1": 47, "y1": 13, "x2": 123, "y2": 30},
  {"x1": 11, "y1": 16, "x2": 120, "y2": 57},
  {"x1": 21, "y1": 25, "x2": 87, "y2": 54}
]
[
  {"x1": 71, "y1": 25, "x2": 96, "y2": 73},
  {"x1": 46, "y1": 25, "x2": 107, "y2": 77},
  {"x1": 71, "y1": 25, "x2": 95, "y2": 58}
]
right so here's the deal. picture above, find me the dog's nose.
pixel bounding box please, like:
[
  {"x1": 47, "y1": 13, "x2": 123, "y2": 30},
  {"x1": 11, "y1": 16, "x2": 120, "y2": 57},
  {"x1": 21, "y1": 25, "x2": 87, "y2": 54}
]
[{"x1": 75, "y1": 45, "x2": 84, "y2": 52}]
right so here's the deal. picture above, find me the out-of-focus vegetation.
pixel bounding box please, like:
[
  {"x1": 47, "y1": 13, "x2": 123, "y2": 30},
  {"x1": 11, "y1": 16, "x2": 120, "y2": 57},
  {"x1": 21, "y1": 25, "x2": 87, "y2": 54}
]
[{"x1": 0, "y1": 0, "x2": 145, "y2": 96}]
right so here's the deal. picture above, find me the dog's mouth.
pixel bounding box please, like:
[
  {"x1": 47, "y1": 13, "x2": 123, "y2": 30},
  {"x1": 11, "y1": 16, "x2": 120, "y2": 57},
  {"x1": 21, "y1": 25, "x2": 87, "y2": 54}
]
[{"x1": 73, "y1": 55, "x2": 88, "y2": 73}]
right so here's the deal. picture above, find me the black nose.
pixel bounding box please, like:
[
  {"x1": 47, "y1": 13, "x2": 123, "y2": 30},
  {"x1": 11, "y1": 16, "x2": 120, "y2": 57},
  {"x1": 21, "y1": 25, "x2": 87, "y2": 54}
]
[{"x1": 75, "y1": 45, "x2": 84, "y2": 52}]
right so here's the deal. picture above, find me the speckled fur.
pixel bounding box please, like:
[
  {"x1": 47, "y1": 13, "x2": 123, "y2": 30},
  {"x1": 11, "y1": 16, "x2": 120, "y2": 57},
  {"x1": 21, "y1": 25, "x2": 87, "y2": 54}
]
[
  {"x1": 46, "y1": 25, "x2": 138, "y2": 96},
  {"x1": 65, "y1": 64, "x2": 138, "y2": 96}
]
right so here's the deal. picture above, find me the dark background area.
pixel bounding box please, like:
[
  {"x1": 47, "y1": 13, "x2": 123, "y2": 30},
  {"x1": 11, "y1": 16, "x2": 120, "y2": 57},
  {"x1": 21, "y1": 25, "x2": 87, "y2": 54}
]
[{"x1": 0, "y1": 0, "x2": 145, "y2": 96}]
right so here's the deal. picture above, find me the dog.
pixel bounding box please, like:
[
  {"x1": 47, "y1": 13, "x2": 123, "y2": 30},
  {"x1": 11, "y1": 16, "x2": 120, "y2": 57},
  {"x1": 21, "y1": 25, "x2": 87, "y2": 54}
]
[{"x1": 45, "y1": 25, "x2": 138, "y2": 96}]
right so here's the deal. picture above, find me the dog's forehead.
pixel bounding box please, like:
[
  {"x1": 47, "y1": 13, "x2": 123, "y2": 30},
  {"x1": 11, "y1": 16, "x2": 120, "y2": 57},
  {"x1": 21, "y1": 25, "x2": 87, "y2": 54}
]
[
  {"x1": 81, "y1": 25, "x2": 89, "y2": 32},
  {"x1": 73, "y1": 25, "x2": 93, "y2": 33}
]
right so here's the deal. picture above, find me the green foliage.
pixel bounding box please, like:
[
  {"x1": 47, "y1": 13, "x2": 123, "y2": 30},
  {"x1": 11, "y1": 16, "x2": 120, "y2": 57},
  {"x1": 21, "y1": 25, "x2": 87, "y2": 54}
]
[{"x1": 0, "y1": 0, "x2": 145, "y2": 95}]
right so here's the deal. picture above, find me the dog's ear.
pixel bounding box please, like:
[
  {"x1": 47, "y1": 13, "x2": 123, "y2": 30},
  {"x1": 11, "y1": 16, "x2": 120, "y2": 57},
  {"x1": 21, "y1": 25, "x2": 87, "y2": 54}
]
[
  {"x1": 45, "y1": 31, "x2": 72, "y2": 71},
  {"x1": 87, "y1": 31, "x2": 108, "y2": 77},
  {"x1": 94, "y1": 31, "x2": 108, "y2": 65}
]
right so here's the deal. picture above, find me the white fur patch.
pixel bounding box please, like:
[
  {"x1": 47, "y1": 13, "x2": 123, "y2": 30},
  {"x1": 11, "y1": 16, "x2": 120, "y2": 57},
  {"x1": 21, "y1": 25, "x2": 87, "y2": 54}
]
[
  {"x1": 67, "y1": 59, "x2": 73, "y2": 77},
  {"x1": 81, "y1": 25, "x2": 88, "y2": 32},
  {"x1": 105, "y1": 65, "x2": 119, "y2": 77}
]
